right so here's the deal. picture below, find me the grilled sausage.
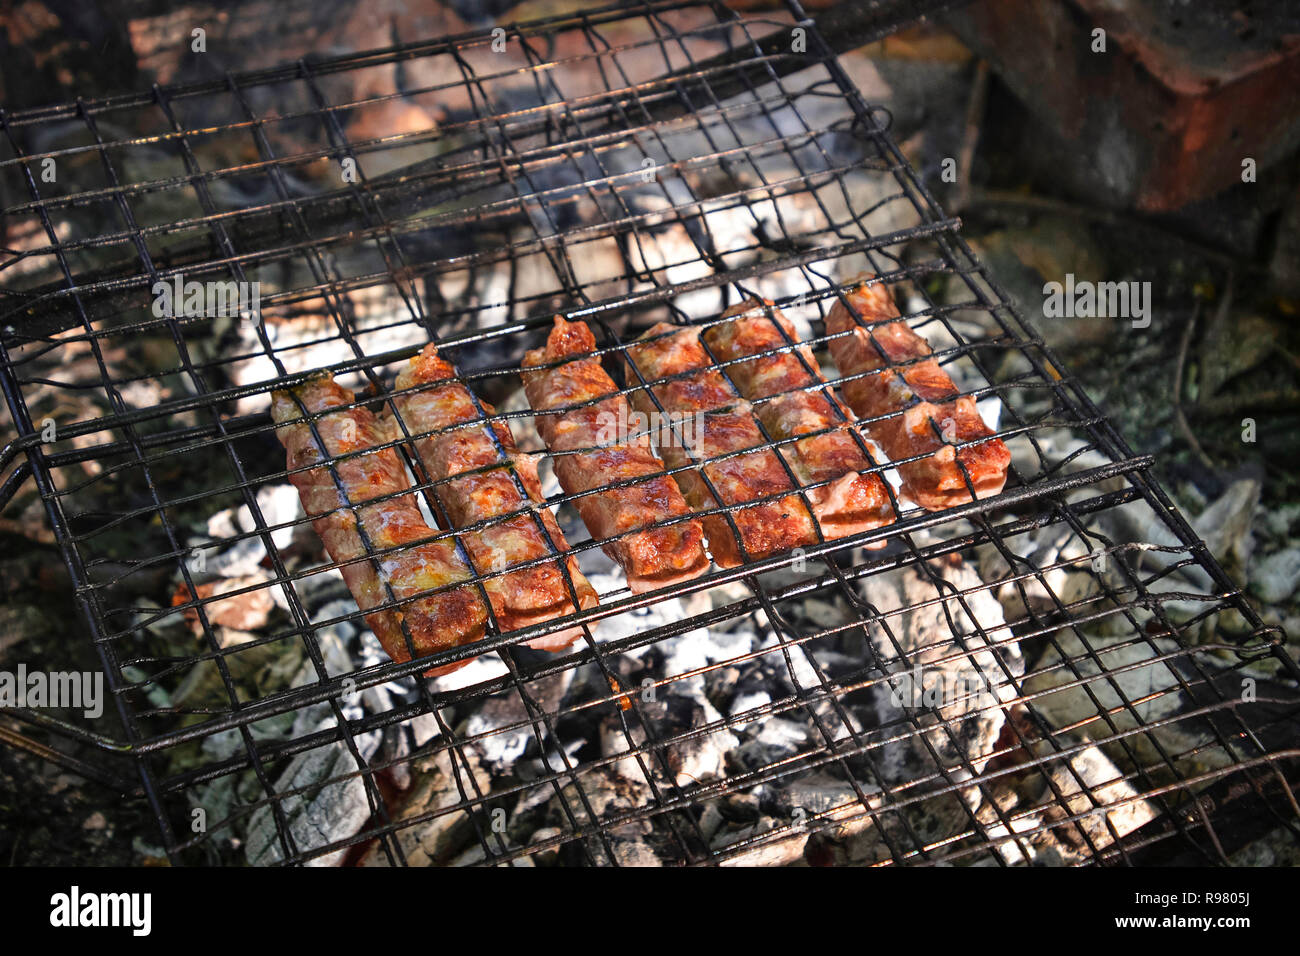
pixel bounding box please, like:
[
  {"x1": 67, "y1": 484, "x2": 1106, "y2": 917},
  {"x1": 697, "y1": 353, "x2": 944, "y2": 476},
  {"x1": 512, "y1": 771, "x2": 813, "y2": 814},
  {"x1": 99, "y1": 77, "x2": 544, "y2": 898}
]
[
  {"x1": 825, "y1": 278, "x2": 1010, "y2": 510},
  {"x1": 703, "y1": 300, "x2": 895, "y2": 543},
  {"x1": 391, "y1": 344, "x2": 598, "y2": 650},
  {"x1": 522, "y1": 316, "x2": 710, "y2": 592},
  {"x1": 271, "y1": 375, "x2": 488, "y2": 676},
  {"x1": 624, "y1": 322, "x2": 819, "y2": 567}
]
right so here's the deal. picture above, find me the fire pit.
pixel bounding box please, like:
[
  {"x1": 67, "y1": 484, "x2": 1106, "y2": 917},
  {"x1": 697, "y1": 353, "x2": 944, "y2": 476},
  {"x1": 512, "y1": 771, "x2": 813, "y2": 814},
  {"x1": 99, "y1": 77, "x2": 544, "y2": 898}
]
[{"x1": 1, "y1": 0, "x2": 1296, "y2": 867}]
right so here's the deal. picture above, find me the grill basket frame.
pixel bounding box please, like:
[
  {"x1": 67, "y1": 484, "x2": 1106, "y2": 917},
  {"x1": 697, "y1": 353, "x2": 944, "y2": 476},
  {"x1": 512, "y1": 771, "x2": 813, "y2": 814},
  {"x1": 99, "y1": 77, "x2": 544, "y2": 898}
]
[{"x1": 0, "y1": 0, "x2": 1296, "y2": 867}]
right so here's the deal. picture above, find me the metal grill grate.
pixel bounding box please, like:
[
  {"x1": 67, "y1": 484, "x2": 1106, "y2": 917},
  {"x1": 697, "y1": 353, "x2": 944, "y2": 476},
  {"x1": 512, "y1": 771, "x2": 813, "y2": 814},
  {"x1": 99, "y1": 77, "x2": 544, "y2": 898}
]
[{"x1": 1, "y1": 0, "x2": 1297, "y2": 867}]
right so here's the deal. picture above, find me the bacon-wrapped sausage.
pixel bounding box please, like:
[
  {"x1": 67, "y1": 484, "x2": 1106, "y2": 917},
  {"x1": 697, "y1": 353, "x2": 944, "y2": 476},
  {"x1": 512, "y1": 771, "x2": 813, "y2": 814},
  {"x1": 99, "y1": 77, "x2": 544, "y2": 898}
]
[
  {"x1": 271, "y1": 375, "x2": 488, "y2": 676},
  {"x1": 391, "y1": 345, "x2": 598, "y2": 650},
  {"x1": 624, "y1": 323, "x2": 819, "y2": 568},
  {"x1": 825, "y1": 278, "x2": 1010, "y2": 510},
  {"x1": 522, "y1": 316, "x2": 710, "y2": 592},
  {"x1": 702, "y1": 300, "x2": 895, "y2": 543}
]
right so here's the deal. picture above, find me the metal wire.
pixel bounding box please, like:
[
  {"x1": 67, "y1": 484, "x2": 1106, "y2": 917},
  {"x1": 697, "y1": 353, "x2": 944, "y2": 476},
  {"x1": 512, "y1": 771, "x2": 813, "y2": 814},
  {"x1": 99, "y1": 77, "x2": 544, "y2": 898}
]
[{"x1": 0, "y1": 0, "x2": 1296, "y2": 867}]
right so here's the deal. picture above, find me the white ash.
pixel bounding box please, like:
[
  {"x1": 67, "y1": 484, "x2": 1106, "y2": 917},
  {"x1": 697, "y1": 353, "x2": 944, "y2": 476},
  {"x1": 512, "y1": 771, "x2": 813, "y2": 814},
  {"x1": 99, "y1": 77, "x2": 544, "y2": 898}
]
[
  {"x1": 226, "y1": 285, "x2": 431, "y2": 416},
  {"x1": 244, "y1": 669, "x2": 384, "y2": 866},
  {"x1": 577, "y1": 570, "x2": 730, "y2": 672},
  {"x1": 977, "y1": 522, "x2": 1101, "y2": 625},
  {"x1": 1028, "y1": 742, "x2": 1158, "y2": 860},
  {"x1": 449, "y1": 843, "x2": 536, "y2": 868},
  {"x1": 978, "y1": 816, "x2": 1043, "y2": 867},
  {"x1": 698, "y1": 804, "x2": 726, "y2": 843},
  {"x1": 193, "y1": 483, "x2": 304, "y2": 585},
  {"x1": 427, "y1": 652, "x2": 510, "y2": 693},
  {"x1": 754, "y1": 717, "x2": 811, "y2": 755},
  {"x1": 464, "y1": 672, "x2": 572, "y2": 769},
  {"x1": 859, "y1": 562, "x2": 1023, "y2": 800},
  {"x1": 357, "y1": 747, "x2": 494, "y2": 867},
  {"x1": 728, "y1": 688, "x2": 774, "y2": 729},
  {"x1": 759, "y1": 631, "x2": 861, "y2": 697}
]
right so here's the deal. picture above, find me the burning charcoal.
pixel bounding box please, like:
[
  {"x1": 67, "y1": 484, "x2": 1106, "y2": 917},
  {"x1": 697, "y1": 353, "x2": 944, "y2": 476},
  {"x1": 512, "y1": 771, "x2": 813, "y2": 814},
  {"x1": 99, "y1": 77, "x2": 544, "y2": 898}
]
[
  {"x1": 772, "y1": 773, "x2": 878, "y2": 836},
  {"x1": 599, "y1": 716, "x2": 654, "y2": 784},
  {"x1": 978, "y1": 819, "x2": 1043, "y2": 867},
  {"x1": 706, "y1": 665, "x2": 742, "y2": 710},
  {"x1": 606, "y1": 839, "x2": 664, "y2": 867},
  {"x1": 14, "y1": 0, "x2": 1296, "y2": 873},
  {"x1": 758, "y1": 627, "x2": 862, "y2": 699},
  {"x1": 547, "y1": 769, "x2": 654, "y2": 852},
  {"x1": 799, "y1": 596, "x2": 852, "y2": 631},
  {"x1": 860, "y1": 563, "x2": 1023, "y2": 810},
  {"x1": 525, "y1": 827, "x2": 566, "y2": 866},
  {"x1": 1032, "y1": 743, "x2": 1157, "y2": 860},
  {"x1": 316, "y1": 598, "x2": 379, "y2": 652},
  {"x1": 245, "y1": 729, "x2": 380, "y2": 867},
  {"x1": 697, "y1": 803, "x2": 726, "y2": 842},
  {"x1": 1105, "y1": 480, "x2": 1260, "y2": 602},
  {"x1": 977, "y1": 524, "x2": 1099, "y2": 624},
  {"x1": 715, "y1": 817, "x2": 809, "y2": 867},
  {"x1": 597, "y1": 691, "x2": 738, "y2": 790},
  {"x1": 516, "y1": 737, "x2": 587, "y2": 787},
  {"x1": 465, "y1": 702, "x2": 532, "y2": 768},
  {"x1": 235, "y1": 632, "x2": 391, "y2": 865},
  {"x1": 449, "y1": 842, "x2": 535, "y2": 868},
  {"x1": 665, "y1": 697, "x2": 739, "y2": 789},
  {"x1": 464, "y1": 673, "x2": 572, "y2": 769},
  {"x1": 356, "y1": 748, "x2": 494, "y2": 868}
]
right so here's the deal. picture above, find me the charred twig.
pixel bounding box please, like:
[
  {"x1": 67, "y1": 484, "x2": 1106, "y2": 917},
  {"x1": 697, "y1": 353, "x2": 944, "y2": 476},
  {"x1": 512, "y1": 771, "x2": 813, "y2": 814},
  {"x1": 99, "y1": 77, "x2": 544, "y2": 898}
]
[
  {"x1": 952, "y1": 58, "x2": 988, "y2": 213},
  {"x1": 1173, "y1": 298, "x2": 1214, "y2": 471},
  {"x1": 1178, "y1": 273, "x2": 1234, "y2": 469},
  {"x1": 1190, "y1": 389, "x2": 1300, "y2": 418}
]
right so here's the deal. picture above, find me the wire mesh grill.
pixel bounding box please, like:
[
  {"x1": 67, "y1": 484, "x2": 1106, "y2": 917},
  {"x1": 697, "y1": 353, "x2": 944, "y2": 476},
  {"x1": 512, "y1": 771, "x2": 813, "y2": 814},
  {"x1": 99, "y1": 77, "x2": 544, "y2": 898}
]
[{"x1": 1, "y1": 0, "x2": 1297, "y2": 866}]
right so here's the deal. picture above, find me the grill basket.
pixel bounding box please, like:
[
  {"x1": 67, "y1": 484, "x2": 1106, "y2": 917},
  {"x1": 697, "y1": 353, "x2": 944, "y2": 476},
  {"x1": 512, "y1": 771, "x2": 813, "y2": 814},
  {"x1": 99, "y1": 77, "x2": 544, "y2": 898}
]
[{"x1": 1, "y1": 0, "x2": 1296, "y2": 866}]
